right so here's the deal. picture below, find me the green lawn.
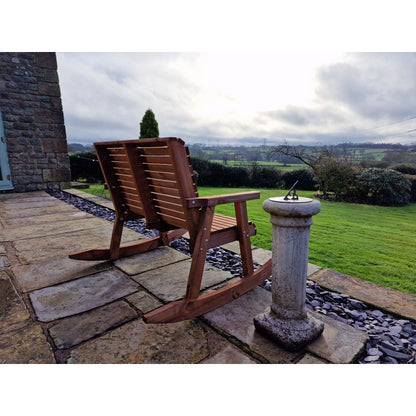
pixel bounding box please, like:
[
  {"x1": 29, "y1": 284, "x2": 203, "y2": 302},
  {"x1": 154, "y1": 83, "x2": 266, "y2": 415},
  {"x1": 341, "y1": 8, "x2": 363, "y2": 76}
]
[{"x1": 82, "y1": 184, "x2": 416, "y2": 295}]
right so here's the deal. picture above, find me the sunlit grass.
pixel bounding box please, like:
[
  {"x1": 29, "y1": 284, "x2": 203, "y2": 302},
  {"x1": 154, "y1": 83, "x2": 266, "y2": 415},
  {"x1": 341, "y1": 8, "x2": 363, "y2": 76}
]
[{"x1": 82, "y1": 184, "x2": 416, "y2": 295}]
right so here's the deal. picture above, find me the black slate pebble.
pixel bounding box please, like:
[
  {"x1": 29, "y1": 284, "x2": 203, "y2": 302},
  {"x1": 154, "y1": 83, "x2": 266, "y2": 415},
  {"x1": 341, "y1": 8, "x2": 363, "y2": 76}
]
[{"x1": 47, "y1": 189, "x2": 416, "y2": 364}]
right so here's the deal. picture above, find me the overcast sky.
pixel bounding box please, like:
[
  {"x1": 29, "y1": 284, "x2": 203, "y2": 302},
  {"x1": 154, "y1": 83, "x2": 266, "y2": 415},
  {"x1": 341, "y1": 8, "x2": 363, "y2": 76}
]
[
  {"x1": 56, "y1": 52, "x2": 416, "y2": 147},
  {"x1": 3, "y1": 1, "x2": 415, "y2": 148}
]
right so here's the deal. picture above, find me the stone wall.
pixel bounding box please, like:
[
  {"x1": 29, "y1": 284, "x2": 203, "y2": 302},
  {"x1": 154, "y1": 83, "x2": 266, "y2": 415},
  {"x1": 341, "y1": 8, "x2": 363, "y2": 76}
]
[{"x1": 0, "y1": 52, "x2": 71, "y2": 192}]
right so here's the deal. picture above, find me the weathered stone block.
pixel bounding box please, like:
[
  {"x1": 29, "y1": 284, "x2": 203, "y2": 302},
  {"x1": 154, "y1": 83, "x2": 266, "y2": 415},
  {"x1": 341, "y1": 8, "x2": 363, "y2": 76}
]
[
  {"x1": 1, "y1": 216, "x2": 105, "y2": 242},
  {"x1": 35, "y1": 52, "x2": 57, "y2": 69},
  {"x1": 114, "y1": 246, "x2": 189, "y2": 276},
  {"x1": 44, "y1": 69, "x2": 58, "y2": 83},
  {"x1": 0, "y1": 271, "x2": 30, "y2": 334},
  {"x1": 13, "y1": 257, "x2": 112, "y2": 292},
  {"x1": 41, "y1": 138, "x2": 69, "y2": 153},
  {"x1": 306, "y1": 311, "x2": 369, "y2": 364},
  {"x1": 29, "y1": 269, "x2": 140, "y2": 322},
  {"x1": 126, "y1": 290, "x2": 163, "y2": 314},
  {"x1": 0, "y1": 323, "x2": 55, "y2": 364},
  {"x1": 38, "y1": 82, "x2": 61, "y2": 97},
  {"x1": 12, "y1": 225, "x2": 142, "y2": 264},
  {"x1": 68, "y1": 319, "x2": 209, "y2": 364},
  {"x1": 0, "y1": 52, "x2": 70, "y2": 191},
  {"x1": 43, "y1": 167, "x2": 70, "y2": 182},
  {"x1": 297, "y1": 353, "x2": 328, "y2": 364},
  {"x1": 49, "y1": 301, "x2": 138, "y2": 349},
  {"x1": 133, "y1": 260, "x2": 234, "y2": 303},
  {"x1": 203, "y1": 287, "x2": 298, "y2": 363},
  {"x1": 202, "y1": 345, "x2": 258, "y2": 364}
]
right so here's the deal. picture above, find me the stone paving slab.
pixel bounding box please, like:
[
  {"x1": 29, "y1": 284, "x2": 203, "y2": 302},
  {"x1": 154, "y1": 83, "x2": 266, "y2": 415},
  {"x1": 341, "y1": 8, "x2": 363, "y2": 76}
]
[
  {"x1": 220, "y1": 243, "x2": 321, "y2": 276},
  {"x1": 310, "y1": 268, "x2": 416, "y2": 322},
  {"x1": 306, "y1": 310, "x2": 369, "y2": 364},
  {"x1": 0, "y1": 271, "x2": 30, "y2": 334},
  {"x1": 48, "y1": 300, "x2": 138, "y2": 349},
  {"x1": 307, "y1": 263, "x2": 322, "y2": 276},
  {"x1": 0, "y1": 192, "x2": 57, "y2": 203},
  {"x1": 64, "y1": 188, "x2": 97, "y2": 198},
  {"x1": 2, "y1": 210, "x2": 92, "y2": 227},
  {"x1": 64, "y1": 188, "x2": 115, "y2": 209},
  {"x1": 203, "y1": 286, "x2": 368, "y2": 364},
  {"x1": 126, "y1": 290, "x2": 163, "y2": 313},
  {"x1": 13, "y1": 257, "x2": 112, "y2": 292},
  {"x1": 0, "y1": 323, "x2": 56, "y2": 364},
  {"x1": 67, "y1": 319, "x2": 209, "y2": 364},
  {"x1": 297, "y1": 353, "x2": 328, "y2": 364},
  {"x1": 133, "y1": 259, "x2": 235, "y2": 303},
  {"x1": 220, "y1": 241, "x2": 256, "y2": 253},
  {"x1": 114, "y1": 246, "x2": 189, "y2": 276},
  {"x1": 0, "y1": 198, "x2": 66, "y2": 211},
  {"x1": 13, "y1": 226, "x2": 143, "y2": 264},
  {"x1": 0, "y1": 190, "x2": 409, "y2": 365},
  {"x1": 203, "y1": 287, "x2": 299, "y2": 363},
  {"x1": 201, "y1": 345, "x2": 258, "y2": 364},
  {"x1": 0, "y1": 204, "x2": 82, "y2": 219},
  {"x1": 29, "y1": 269, "x2": 140, "y2": 322},
  {"x1": 1, "y1": 217, "x2": 106, "y2": 242},
  {"x1": 0, "y1": 191, "x2": 50, "y2": 201}
]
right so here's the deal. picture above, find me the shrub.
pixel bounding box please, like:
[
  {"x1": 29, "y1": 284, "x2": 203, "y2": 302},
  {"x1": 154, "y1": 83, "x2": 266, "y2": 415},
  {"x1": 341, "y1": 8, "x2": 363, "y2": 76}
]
[
  {"x1": 389, "y1": 163, "x2": 416, "y2": 175},
  {"x1": 69, "y1": 151, "x2": 104, "y2": 183},
  {"x1": 404, "y1": 174, "x2": 416, "y2": 202},
  {"x1": 313, "y1": 157, "x2": 356, "y2": 200},
  {"x1": 139, "y1": 108, "x2": 159, "y2": 138},
  {"x1": 282, "y1": 168, "x2": 315, "y2": 190},
  {"x1": 355, "y1": 168, "x2": 411, "y2": 206}
]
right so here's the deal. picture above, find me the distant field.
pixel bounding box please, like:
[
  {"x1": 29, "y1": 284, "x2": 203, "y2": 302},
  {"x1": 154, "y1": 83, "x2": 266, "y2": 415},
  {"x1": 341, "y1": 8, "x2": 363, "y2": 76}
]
[
  {"x1": 83, "y1": 184, "x2": 416, "y2": 295},
  {"x1": 209, "y1": 159, "x2": 302, "y2": 171}
]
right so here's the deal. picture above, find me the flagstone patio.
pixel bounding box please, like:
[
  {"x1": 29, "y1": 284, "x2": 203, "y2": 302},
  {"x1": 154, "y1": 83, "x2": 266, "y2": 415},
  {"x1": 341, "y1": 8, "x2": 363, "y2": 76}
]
[{"x1": 1, "y1": 189, "x2": 413, "y2": 364}]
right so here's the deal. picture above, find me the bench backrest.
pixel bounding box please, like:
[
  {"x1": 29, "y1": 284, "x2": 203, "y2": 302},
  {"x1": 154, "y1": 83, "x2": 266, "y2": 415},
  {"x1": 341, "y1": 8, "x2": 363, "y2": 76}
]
[{"x1": 94, "y1": 137, "x2": 199, "y2": 234}]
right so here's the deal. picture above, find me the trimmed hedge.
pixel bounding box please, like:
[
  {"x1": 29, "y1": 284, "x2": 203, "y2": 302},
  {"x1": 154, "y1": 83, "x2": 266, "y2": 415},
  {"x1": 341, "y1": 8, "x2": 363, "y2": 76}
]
[
  {"x1": 282, "y1": 168, "x2": 315, "y2": 190},
  {"x1": 69, "y1": 151, "x2": 103, "y2": 183},
  {"x1": 69, "y1": 152, "x2": 416, "y2": 206},
  {"x1": 248, "y1": 163, "x2": 284, "y2": 188},
  {"x1": 191, "y1": 157, "x2": 250, "y2": 187}
]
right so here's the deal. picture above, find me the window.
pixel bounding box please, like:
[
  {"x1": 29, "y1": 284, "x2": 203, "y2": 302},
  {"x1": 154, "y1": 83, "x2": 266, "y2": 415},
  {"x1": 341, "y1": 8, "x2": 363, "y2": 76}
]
[{"x1": 0, "y1": 109, "x2": 13, "y2": 190}]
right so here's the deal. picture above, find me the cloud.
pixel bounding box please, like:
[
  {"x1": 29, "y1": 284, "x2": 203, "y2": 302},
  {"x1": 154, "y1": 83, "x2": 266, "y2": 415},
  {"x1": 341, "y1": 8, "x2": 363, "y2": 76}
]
[
  {"x1": 316, "y1": 53, "x2": 416, "y2": 121},
  {"x1": 57, "y1": 52, "x2": 416, "y2": 146},
  {"x1": 58, "y1": 53, "x2": 203, "y2": 141},
  {"x1": 251, "y1": 53, "x2": 416, "y2": 144}
]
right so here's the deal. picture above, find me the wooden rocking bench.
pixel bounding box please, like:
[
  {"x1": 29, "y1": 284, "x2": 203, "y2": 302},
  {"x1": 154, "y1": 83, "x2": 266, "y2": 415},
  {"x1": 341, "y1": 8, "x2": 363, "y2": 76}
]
[{"x1": 69, "y1": 137, "x2": 271, "y2": 323}]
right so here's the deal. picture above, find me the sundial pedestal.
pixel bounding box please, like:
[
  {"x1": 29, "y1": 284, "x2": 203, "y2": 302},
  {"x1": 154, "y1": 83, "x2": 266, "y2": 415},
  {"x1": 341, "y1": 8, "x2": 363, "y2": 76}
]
[{"x1": 254, "y1": 196, "x2": 324, "y2": 351}]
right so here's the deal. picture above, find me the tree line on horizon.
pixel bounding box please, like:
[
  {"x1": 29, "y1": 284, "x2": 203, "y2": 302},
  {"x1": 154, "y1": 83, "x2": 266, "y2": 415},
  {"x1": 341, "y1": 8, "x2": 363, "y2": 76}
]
[{"x1": 68, "y1": 108, "x2": 416, "y2": 206}]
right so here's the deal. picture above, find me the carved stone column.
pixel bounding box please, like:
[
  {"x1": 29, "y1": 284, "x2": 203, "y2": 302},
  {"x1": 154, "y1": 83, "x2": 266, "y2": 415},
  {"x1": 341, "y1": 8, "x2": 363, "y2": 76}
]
[{"x1": 254, "y1": 196, "x2": 324, "y2": 351}]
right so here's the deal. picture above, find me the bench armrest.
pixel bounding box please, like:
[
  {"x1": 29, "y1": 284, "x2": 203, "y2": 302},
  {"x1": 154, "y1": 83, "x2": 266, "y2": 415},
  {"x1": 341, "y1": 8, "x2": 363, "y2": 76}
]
[{"x1": 186, "y1": 191, "x2": 260, "y2": 208}]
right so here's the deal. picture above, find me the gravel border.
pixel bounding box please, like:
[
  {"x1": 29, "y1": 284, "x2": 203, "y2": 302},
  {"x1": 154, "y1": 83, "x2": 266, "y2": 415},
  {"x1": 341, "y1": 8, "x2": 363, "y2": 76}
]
[{"x1": 48, "y1": 189, "x2": 416, "y2": 364}]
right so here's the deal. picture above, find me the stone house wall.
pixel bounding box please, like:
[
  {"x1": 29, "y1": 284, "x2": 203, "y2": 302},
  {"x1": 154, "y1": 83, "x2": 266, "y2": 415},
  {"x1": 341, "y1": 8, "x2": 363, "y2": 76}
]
[{"x1": 0, "y1": 52, "x2": 71, "y2": 192}]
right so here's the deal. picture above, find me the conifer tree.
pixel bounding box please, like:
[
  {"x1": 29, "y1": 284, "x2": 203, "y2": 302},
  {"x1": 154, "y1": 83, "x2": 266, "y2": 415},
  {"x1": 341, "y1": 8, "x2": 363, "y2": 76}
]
[{"x1": 139, "y1": 108, "x2": 159, "y2": 138}]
